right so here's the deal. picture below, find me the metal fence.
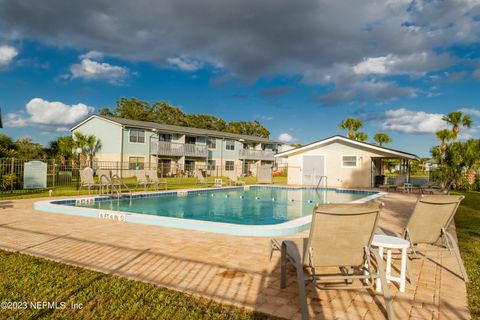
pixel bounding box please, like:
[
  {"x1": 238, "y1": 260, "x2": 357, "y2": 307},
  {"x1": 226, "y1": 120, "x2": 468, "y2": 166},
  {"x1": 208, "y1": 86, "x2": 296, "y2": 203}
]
[{"x1": 0, "y1": 158, "x2": 289, "y2": 194}]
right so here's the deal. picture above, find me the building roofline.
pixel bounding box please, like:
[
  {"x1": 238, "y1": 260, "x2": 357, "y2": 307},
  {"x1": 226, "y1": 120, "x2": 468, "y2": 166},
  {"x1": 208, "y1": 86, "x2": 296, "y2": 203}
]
[
  {"x1": 71, "y1": 114, "x2": 280, "y2": 144},
  {"x1": 274, "y1": 135, "x2": 419, "y2": 160}
]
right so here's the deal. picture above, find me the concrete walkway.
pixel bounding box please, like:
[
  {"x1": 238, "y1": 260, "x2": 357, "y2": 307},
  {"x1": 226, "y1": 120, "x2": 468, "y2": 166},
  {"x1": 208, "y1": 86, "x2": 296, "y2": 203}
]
[{"x1": 0, "y1": 193, "x2": 470, "y2": 319}]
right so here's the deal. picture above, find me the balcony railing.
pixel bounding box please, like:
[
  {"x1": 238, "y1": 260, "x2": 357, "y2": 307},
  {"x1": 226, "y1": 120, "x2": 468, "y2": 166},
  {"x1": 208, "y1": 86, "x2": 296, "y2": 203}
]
[
  {"x1": 151, "y1": 141, "x2": 208, "y2": 157},
  {"x1": 239, "y1": 149, "x2": 276, "y2": 160}
]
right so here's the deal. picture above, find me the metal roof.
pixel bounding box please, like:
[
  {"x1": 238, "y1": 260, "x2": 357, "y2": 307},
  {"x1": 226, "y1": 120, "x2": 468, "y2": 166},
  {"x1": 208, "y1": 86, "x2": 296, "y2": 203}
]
[
  {"x1": 274, "y1": 135, "x2": 419, "y2": 160},
  {"x1": 73, "y1": 115, "x2": 279, "y2": 143}
]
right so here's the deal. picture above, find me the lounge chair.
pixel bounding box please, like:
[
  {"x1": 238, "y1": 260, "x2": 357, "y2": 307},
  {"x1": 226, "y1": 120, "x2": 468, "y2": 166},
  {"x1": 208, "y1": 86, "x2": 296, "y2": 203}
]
[
  {"x1": 79, "y1": 167, "x2": 101, "y2": 194},
  {"x1": 401, "y1": 195, "x2": 468, "y2": 282},
  {"x1": 419, "y1": 181, "x2": 446, "y2": 195},
  {"x1": 135, "y1": 170, "x2": 154, "y2": 191},
  {"x1": 145, "y1": 169, "x2": 168, "y2": 190},
  {"x1": 378, "y1": 175, "x2": 405, "y2": 192},
  {"x1": 229, "y1": 175, "x2": 245, "y2": 186},
  {"x1": 273, "y1": 203, "x2": 393, "y2": 320},
  {"x1": 194, "y1": 170, "x2": 213, "y2": 186}
]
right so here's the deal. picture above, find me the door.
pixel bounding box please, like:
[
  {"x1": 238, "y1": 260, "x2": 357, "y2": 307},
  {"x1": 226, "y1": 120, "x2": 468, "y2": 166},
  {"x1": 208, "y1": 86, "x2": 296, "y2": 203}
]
[
  {"x1": 158, "y1": 159, "x2": 171, "y2": 177},
  {"x1": 302, "y1": 155, "x2": 325, "y2": 186}
]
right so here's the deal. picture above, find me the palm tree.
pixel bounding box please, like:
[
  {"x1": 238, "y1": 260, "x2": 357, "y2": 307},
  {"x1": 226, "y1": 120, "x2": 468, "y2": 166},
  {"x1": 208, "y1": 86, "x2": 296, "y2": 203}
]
[
  {"x1": 73, "y1": 132, "x2": 101, "y2": 167},
  {"x1": 442, "y1": 111, "x2": 473, "y2": 142},
  {"x1": 436, "y1": 129, "x2": 454, "y2": 156},
  {"x1": 354, "y1": 132, "x2": 368, "y2": 142},
  {"x1": 460, "y1": 139, "x2": 480, "y2": 186},
  {"x1": 338, "y1": 117, "x2": 363, "y2": 139},
  {"x1": 373, "y1": 133, "x2": 392, "y2": 146}
]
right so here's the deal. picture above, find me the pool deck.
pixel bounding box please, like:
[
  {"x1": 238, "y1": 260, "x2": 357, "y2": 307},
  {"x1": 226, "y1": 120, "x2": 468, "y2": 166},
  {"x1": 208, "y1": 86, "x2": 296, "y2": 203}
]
[{"x1": 0, "y1": 192, "x2": 470, "y2": 319}]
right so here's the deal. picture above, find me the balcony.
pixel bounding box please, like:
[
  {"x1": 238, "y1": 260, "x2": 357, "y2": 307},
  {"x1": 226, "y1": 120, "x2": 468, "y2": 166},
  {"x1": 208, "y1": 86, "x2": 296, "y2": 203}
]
[
  {"x1": 239, "y1": 149, "x2": 276, "y2": 161},
  {"x1": 151, "y1": 141, "x2": 208, "y2": 157}
]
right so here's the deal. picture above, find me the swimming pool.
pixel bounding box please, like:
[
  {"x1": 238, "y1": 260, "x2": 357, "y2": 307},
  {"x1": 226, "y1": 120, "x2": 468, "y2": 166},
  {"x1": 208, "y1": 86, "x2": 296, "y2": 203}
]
[{"x1": 34, "y1": 186, "x2": 385, "y2": 236}]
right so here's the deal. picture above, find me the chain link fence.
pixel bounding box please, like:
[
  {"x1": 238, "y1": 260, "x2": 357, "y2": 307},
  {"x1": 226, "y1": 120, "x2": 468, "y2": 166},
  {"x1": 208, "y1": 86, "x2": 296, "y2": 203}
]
[{"x1": 0, "y1": 158, "x2": 289, "y2": 195}]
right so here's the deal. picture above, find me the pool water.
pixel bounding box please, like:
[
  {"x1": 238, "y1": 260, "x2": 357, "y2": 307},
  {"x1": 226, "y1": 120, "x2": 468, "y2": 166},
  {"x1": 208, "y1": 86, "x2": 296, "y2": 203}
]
[{"x1": 77, "y1": 187, "x2": 370, "y2": 226}]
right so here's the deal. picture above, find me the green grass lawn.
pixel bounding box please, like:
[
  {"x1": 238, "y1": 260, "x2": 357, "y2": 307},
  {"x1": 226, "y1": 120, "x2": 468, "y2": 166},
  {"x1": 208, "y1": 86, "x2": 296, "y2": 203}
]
[
  {"x1": 0, "y1": 176, "x2": 288, "y2": 200},
  {"x1": 454, "y1": 191, "x2": 480, "y2": 319},
  {"x1": 0, "y1": 250, "x2": 278, "y2": 320}
]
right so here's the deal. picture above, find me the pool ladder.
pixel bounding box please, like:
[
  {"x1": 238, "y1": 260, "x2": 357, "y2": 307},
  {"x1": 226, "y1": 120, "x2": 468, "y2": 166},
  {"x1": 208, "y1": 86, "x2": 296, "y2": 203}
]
[
  {"x1": 99, "y1": 174, "x2": 132, "y2": 201},
  {"x1": 316, "y1": 176, "x2": 328, "y2": 189}
]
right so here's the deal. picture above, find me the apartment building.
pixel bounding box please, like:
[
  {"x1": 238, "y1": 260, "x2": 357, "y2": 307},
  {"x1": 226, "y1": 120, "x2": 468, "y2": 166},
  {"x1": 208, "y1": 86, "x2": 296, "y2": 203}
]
[{"x1": 70, "y1": 115, "x2": 282, "y2": 177}]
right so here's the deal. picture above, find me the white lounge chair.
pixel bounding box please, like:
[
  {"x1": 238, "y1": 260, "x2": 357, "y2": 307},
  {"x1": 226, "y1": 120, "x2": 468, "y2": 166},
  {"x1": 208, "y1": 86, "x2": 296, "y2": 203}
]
[
  {"x1": 145, "y1": 169, "x2": 168, "y2": 190},
  {"x1": 79, "y1": 167, "x2": 101, "y2": 194}
]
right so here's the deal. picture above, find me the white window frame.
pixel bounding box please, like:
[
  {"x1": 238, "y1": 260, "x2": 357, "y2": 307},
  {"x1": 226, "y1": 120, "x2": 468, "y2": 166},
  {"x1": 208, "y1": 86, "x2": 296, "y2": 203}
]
[
  {"x1": 129, "y1": 129, "x2": 146, "y2": 144},
  {"x1": 225, "y1": 160, "x2": 235, "y2": 171},
  {"x1": 207, "y1": 138, "x2": 217, "y2": 149},
  {"x1": 129, "y1": 156, "x2": 145, "y2": 170},
  {"x1": 341, "y1": 155, "x2": 359, "y2": 168},
  {"x1": 225, "y1": 140, "x2": 235, "y2": 151}
]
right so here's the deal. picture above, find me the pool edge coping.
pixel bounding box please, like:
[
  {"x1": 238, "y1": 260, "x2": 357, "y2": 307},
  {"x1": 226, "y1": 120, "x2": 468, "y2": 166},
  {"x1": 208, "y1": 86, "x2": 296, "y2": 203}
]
[{"x1": 33, "y1": 186, "x2": 388, "y2": 237}]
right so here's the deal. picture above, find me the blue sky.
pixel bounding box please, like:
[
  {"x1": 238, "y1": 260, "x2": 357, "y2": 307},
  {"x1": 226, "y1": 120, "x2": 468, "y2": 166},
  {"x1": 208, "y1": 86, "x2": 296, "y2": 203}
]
[{"x1": 0, "y1": 0, "x2": 479, "y2": 157}]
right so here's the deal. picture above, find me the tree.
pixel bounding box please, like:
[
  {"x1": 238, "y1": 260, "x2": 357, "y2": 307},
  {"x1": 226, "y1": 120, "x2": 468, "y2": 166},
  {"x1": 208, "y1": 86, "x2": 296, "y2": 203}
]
[
  {"x1": 47, "y1": 136, "x2": 75, "y2": 162},
  {"x1": 354, "y1": 132, "x2": 368, "y2": 142},
  {"x1": 373, "y1": 133, "x2": 392, "y2": 146},
  {"x1": 73, "y1": 132, "x2": 101, "y2": 167},
  {"x1": 436, "y1": 129, "x2": 454, "y2": 156},
  {"x1": 114, "y1": 97, "x2": 153, "y2": 121},
  {"x1": 442, "y1": 111, "x2": 473, "y2": 142},
  {"x1": 15, "y1": 137, "x2": 46, "y2": 159},
  {"x1": 109, "y1": 97, "x2": 271, "y2": 138},
  {"x1": 98, "y1": 107, "x2": 114, "y2": 116},
  {"x1": 0, "y1": 134, "x2": 17, "y2": 158},
  {"x1": 226, "y1": 121, "x2": 270, "y2": 138},
  {"x1": 338, "y1": 117, "x2": 363, "y2": 139},
  {"x1": 459, "y1": 139, "x2": 480, "y2": 187}
]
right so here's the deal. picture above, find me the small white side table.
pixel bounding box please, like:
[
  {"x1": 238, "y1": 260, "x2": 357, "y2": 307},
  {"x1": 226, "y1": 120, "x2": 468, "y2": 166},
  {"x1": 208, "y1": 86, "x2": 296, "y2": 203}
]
[{"x1": 372, "y1": 234, "x2": 410, "y2": 292}]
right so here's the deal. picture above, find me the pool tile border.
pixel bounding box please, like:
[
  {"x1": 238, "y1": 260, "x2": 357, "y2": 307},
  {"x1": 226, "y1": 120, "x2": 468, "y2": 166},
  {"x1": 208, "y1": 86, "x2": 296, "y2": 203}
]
[{"x1": 34, "y1": 186, "x2": 387, "y2": 237}]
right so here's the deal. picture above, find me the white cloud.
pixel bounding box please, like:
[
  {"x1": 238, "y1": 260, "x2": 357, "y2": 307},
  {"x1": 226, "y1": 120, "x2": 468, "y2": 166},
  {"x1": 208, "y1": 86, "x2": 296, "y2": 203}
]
[
  {"x1": 353, "y1": 52, "x2": 453, "y2": 76},
  {"x1": 79, "y1": 50, "x2": 103, "y2": 60},
  {"x1": 0, "y1": 45, "x2": 18, "y2": 67},
  {"x1": 70, "y1": 58, "x2": 129, "y2": 84},
  {"x1": 167, "y1": 56, "x2": 203, "y2": 72},
  {"x1": 458, "y1": 108, "x2": 480, "y2": 118},
  {"x1": 381, "y1": 108, "x2": 448, "y2": 134},
  {"x1": 5, "y1": 98, "x2": 95, "y2": 130},
  {"x1": 278, "y1": 133, "x2": 295, "y2": 143}
]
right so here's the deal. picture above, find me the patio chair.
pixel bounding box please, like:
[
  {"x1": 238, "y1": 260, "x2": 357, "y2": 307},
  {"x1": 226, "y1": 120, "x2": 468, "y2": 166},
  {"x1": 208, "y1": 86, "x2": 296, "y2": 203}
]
[
  {"x1": 145, "y1": 169, "x2": 168, "y2": 191},
  {"x1": 229, "y1": 175, "x2": 245, "y2": 186},
  {"x1": 378, "y1": 175, "x2": 405, "y2": 192},
  {"x1": 194, "y1": 170, "x2": 213, "y2": 186},
  {"x1": 401, "y1": 194, "x2": 468, "y2": 282},
  {"x1": 274, "y1": 203, "x2": 394, "y2": 320},
  {"x1": 420, "y1": 181, "x2": 446, "y2": 195},
  {"x1": 79, "y1": 167, "x2": 101, "y2": 194},
  {"x1": 135, "y1": 170, "x2": 154, "y2": 191}
]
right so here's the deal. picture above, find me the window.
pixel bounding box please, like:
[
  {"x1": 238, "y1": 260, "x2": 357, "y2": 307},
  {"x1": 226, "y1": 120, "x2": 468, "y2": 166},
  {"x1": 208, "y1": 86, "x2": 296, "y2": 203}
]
[
  {"x1": 185, "y1": 160, "x2": 195, "y2": 172},
  {"x1": 129, "y1": 157, "x2": 145, "y2": 170},
  {"x1": 129, "y1": 129, "x2": 145, "y2": 143},
  {"x1": 207, "y1": 138, "x2": 216, "y2": 149},
  {"x1": 207, "y1": 159, "x2": 216, "y2": 170},
  {"x1": 226, "y1": 140, "x2": 235, "y2": 151},
  {"x1": 342, "y1": 156, "x2": 358, "y2": 168},
  {"x1": 185, "y1": 136, "x2": 196, "y2": 144},
  {"x1": 159, "y1": 134, "x2": 172, "y2": 142},
  {"x1": 225, "y1": 160, "x2": 234, "y2": 171}
]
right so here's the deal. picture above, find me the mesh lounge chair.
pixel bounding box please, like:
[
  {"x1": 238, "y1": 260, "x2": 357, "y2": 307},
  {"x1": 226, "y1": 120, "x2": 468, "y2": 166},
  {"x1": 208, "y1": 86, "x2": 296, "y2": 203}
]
[
  {"x1": 378, "y1": 175, "x2": 405, "y2": 192},
  {"x1": 274, "y1": 203, "x2": 394, "y2": 320},
  {"x1": 79, "y1": 167, "x2": 101, "y2": 194},
  {"x1": 229, "y1": 175, "x2": 245, "y2": 186},
  {"x1": 194, "y1": 170, "x2": 213, "y2": 186},
  {"x1": 145, "y1": 169, "x2": 168, "y2": 191},
  {"x1": 135, "y1": 170, "x2": 154, "y2": 191},
  {"x1": 402, "y1": 195, "x2": 468, "y2": 282}
]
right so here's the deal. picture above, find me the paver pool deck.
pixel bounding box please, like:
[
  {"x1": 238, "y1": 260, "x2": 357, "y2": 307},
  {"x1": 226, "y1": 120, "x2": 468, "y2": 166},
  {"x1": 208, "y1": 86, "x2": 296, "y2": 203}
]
[{"x1": 0, "y1": 192, "x2": 470, "y2": 319}]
